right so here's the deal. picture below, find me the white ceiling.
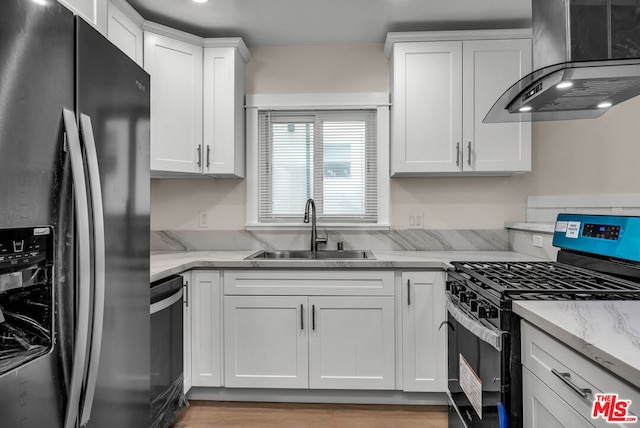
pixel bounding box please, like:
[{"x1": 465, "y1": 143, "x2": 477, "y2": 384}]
[{"x1": 127, "y1": 0, "x2": 532, "y2": 47}]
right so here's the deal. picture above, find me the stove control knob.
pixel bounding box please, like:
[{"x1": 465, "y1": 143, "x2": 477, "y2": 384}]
[
  {"x1": 459, "y1": 292, "x2": 468, "y2": 303},
  {"x1": 469, "y1": 300, "x2": 478, "y2": 312},
  {"x1": 445, "y1": 281, "x2": 455, "y2": 292},
  {"x1": 478, "y1": 305, "x2": 489, "y2": 319},
  {"x1": 487, "y1": 307, "x2": 498, "y2": 319},
  {"x1": 455, "y1": 284, "x2": 466, "y2": 296},
  {"x1": 478, "y1": 305, "x2": 497, "y2": 319}
]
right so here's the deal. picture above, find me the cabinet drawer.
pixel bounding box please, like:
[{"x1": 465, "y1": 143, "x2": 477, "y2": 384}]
[
  {"x1": 523, "y1": 367, "x2": 595, "y2": 428},
  {"x1": 521, "y1": 321, "x2": 640, "y2": 427},
  {"x1": 224, "y1": 270, "x2": 395, "y2": 296}
]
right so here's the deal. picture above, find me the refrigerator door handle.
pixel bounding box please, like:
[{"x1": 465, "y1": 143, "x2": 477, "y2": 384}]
[
  {"x1": 78, "y1": 113, "x2": 106, "y2": 426},
  {"x1": 62, "y1": 109, "x2": 92, "y2": 428}
]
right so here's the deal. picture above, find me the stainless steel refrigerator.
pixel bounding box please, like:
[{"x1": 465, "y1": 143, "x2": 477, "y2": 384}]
[{"x1": 0, "y1": 1, "x2": 150, "y2": 427}]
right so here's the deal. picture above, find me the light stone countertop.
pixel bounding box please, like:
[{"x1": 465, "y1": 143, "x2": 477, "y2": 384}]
[
  {"x1": 150, "y1": 250, "x2": 543, "y2": 283},
  {"x1": 514, "y1": 301, "x2": 640, "y2": 390}
]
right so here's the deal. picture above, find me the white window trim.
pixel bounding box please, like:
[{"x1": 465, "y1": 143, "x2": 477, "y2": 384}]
[{"x1": 246, "y1": 93, "x2": 390, "y2": 230}]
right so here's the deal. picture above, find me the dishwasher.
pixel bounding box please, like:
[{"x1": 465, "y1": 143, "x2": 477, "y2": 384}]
[{"x1": 150, "y1": 275, "x2": 186, "y2": 428}]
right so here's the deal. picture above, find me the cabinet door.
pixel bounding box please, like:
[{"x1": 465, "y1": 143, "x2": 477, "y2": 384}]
[
  {"x1": 308, "y1": 296, "x2": 395, "y2": 390},
  {"x1": 224, "y1": 296, "x2": 308, "y2": 388},
  {"x1": 191, "y1": 271, "x2": 223, "y2": 387},
  {"x1": 523, "y1": 368, "x2": 595, "y2": 428},
  {"x1": 391, "y1": 41, "x2": 463, "y2": 175},
  {"x1": 462, "y1": 39, "x2": 532, "y2": 172},
  {"x1": 107, "y1": 1, "x2": 143, "y2": 66},
  {"x1": 401, "y1": 271, "x2": 446, "y2": 392},
  {"x1": 144, "y1": 32, "x2": 203, "y2": 174},
  {"x1": 181, "y1": 272, "x2": 192, "y2": 393},
  {"x1": 203, "y1": 47, "x2": 245, "y2": 177}
]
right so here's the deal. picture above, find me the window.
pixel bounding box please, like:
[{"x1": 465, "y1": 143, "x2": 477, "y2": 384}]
[{"x1": 257, "y1": 110, "x2": 377, "y2": 224}]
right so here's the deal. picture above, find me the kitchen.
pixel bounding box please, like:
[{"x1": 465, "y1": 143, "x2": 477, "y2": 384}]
[{"x1": 1, "y1": 0, "x2": 639, "y2": 428}]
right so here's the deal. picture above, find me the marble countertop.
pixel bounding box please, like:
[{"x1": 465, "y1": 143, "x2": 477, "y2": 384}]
[
  {"x1": 514, "y1": 301, "x2": 640, "y2": 389},
  {"x1": 150, "y1": 250, "x2": 543, "y2": 283}
]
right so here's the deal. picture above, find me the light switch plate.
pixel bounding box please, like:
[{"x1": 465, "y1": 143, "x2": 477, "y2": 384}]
[
  {"x1": 533, "y1": 235, "x2": 544, "y2": 248},
  {"x1": 408, "y1": 213, "x2": 424, "y2": 229}
]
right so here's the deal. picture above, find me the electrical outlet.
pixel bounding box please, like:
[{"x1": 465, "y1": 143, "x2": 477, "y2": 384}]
[
  {"x1": 533, "y1": 234, "x2": 543, "y2": 248},
  {"x1": 408, "y1": 213, "x2": 424, "y2": 229},
  {"x1": 198, "y1": 212, "x2": 208, "y2": 228}
]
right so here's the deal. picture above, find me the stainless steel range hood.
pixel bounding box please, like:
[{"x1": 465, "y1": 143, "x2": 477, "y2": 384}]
[{"x1": 484, "y1": 0, "x2": 640, "y2": 123}]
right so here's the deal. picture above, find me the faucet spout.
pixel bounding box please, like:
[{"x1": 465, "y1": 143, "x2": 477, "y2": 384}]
[{"x1": 303, "y1": 198, "x2": 326, "y2": 254}]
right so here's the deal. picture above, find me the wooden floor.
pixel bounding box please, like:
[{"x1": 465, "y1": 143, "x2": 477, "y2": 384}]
[{"x1": 172, "y1": 401, "x2": 448, "y2": 428}]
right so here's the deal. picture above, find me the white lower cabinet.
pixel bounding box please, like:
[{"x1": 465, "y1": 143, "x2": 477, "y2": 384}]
[
  {"x1": 523, "y1": 367, "x2": 594, "y2": 428},
  {"x1": 223, "y1": 295, "x2": 309, "y2": 389},
  {"x1": 191, "y1": 270, "x2": 223, "y2": 387},
  {"x1": 400, "y1": 271, "x2": 446, "y2": 392},
  {"x1": 181, "y1": 268, "x2": 449, "y2": 394},
  {"x1": 521, "y1": 321, "x2": 640, "y2": 428},
  {"x1": 308, "y1": 296, "x2": 395, "y2": 390},
  {"x1": 223, "y1": 270, "x2": 396, "y2": 390}
]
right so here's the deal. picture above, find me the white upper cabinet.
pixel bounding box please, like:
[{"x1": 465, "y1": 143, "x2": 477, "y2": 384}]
[
  {"x1": 462, "y1": 39, "x2": 532, "y2": 173},
  {"x1": 144, "y1": 25, "x2": 204, "y2": 175},
  {"x1": 58, "y1": 0, "x2": 108, "y2": 34},
  {"x1": 143, "y1": 22, "x2": 250, "y2": 178},
  {"x1": 106, "y1": 0, "x2": 143, "y2": 66},
  {"x1": 203, "y1": 42, "x2": 250, "y2": 177},
  {"x1": 386, "y1": 31, "x2": 532, "y2": 176}
]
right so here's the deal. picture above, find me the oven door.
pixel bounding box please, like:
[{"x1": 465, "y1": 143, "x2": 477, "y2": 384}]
[{"x1": 446, "y1": 297, "x2": 507, "y2": 428}]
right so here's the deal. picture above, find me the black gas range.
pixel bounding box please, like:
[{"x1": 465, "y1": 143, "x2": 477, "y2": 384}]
[{"x1": 445, "y1": 214, "x2": 640, "y2": 428}]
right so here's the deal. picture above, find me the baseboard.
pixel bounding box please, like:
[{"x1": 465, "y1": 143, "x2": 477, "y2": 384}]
[{"x1": 186, "y1": 387, "x2": 448, "y2": 406}]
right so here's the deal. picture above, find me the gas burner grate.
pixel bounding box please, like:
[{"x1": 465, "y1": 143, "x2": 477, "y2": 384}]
[{"x1": 451, "y1": 261, "x2": 640, "y2": 297}]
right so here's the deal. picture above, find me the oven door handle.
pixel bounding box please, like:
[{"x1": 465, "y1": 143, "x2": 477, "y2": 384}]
[{"x1": 446, "y1": 294, "x2": 502, "y2": 352}]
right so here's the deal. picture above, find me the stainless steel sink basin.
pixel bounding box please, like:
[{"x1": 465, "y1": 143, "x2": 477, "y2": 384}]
[{"x1": 245, "y1": 250, "x2": 375, "y2": 260}]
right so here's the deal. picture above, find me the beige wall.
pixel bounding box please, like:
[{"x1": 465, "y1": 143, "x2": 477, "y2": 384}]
[{"x1": 150, "y1": 44, "x2": 640, "y2": 231}]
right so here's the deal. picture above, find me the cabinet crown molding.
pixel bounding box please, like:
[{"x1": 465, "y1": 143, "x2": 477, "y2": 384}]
[
  {"x1": 141, "y1": 21, "x2": 250, "y2": 61},
  {"x1": 142, "y1": 20, "x2": 205, "y2": 46},
  {"x1": 383, "y1": 29, "x2": 532, "y2": 57},
  {"x1": 204, "y1": 38, "x2": 252, "y2": 62},
  {"x1": 109, "y1": 0, "x2": 144, "y2": 26}
]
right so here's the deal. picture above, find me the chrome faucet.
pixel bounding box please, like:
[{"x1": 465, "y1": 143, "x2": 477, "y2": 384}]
[{"x1": 303, "y1": 198, "x2": 327, "y2": 254}]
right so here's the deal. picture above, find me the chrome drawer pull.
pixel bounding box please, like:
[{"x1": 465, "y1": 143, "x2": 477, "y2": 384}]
[{"x1": 551, "y1": 369, "x2": 592, "y2": 398}]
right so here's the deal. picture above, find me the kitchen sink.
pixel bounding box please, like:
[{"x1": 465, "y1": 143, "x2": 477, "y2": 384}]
[{"x1": 245, "y1": 249, "x2": 375, "y2": 260}]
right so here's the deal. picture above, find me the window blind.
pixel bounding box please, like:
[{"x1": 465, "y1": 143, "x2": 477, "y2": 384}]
[{"x1": 258, "y1": 110, "x2": 377, "y2": 223}]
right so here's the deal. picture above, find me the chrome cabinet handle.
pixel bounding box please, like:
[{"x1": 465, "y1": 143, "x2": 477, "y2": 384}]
[
  {"x1": 184, "y1": 281, "x2": 189, "y2": 307},
  {"x1": 79, "y1": 113, "x2": 106, "y2": 426},
  {"x1": 300, "y1": 304, "x2": 304, "y2": 330},
  {"x1": 207, "y1": 145, "x2": 211, "y2": 168},
  {"x1": 312, "y1": 305, "x2": 316, "y2": 330},
  {"x1": 467, "y1": 142, "x2": 472, "y2": 166},
  {"x1": 62, "y1": 109, "x2": 91, "y2": 428},
  {"x1": 197, "y1": 145, "x2": 201, "y2": 168},
  {"x1": 407, "y1": 279, "x2": 411, "y2": 306},
  {"x1": 456, "y1": 142, "x2": 460, "y2": 166},
  {"x1": 551, "y1": 369, "x2": 592, "y2": 398}
]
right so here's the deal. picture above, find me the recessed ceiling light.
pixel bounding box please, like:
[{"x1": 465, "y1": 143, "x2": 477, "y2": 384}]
[
  {"x1": 597, "y1": 102, "x2": 612, "y2": 109},
  {"x1": 192, "y1": 0, "x2": 208, "y2": 3},
  {"x1": 519, "y1": 106, "x2": 532, "y2": 112},
  {"x1": 556, "y1": 81, "x2": 573, "y2": 89}
]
